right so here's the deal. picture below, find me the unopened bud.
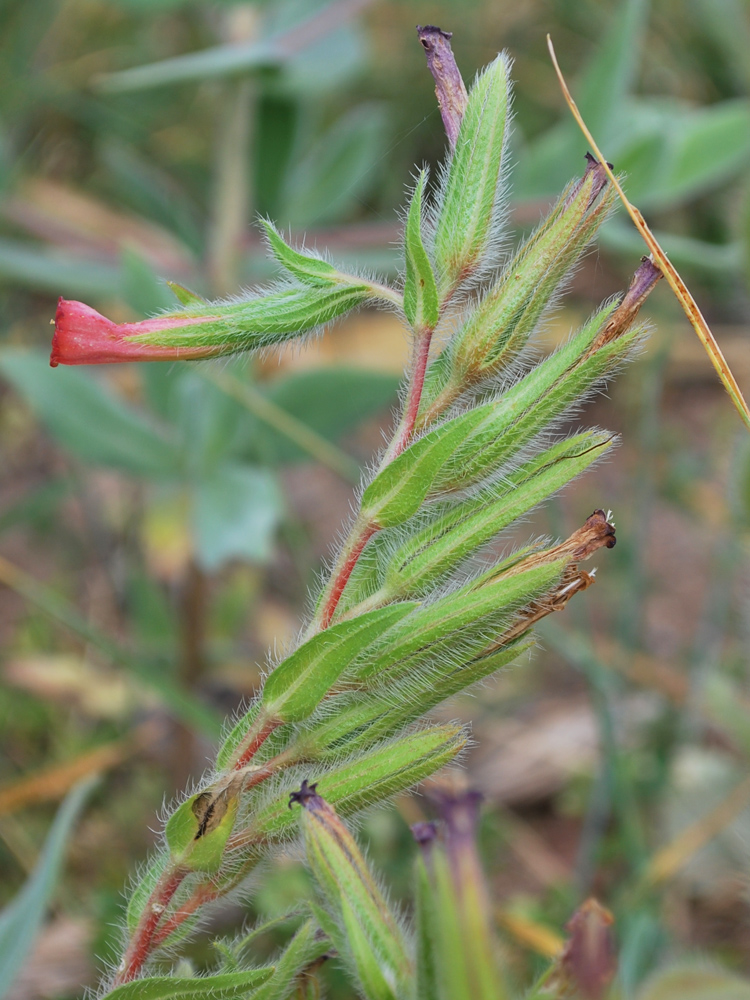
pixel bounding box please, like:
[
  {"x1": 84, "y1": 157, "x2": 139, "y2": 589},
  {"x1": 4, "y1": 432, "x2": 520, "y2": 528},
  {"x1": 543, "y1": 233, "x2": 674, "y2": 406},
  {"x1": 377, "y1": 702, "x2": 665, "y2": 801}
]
[{"x1": 548, "y1": 899, "x2": 617, "y2": 1000}]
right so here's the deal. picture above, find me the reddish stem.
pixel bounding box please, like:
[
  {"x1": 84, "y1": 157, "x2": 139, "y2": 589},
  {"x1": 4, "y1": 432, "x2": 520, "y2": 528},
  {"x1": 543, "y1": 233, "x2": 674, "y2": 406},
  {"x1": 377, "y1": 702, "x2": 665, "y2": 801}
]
[
  {"x1": 114, "y1": 867, "x2": 186, "y2": 984},
  {"x1": 316, "y1": 327, "x2": 434, "y2": 630},
  {"x1": 319, "y1": 521, "x2": 378, "y2": 630},
  {"x1": 233, "y1": 717, "x2": 282, "y2": 770},
  {"x1": 386, "y1": 327, "x2": 434, "y2": 461},
  {"x1": 151, "y1": 883, "x2": 219, "y2": 950}
]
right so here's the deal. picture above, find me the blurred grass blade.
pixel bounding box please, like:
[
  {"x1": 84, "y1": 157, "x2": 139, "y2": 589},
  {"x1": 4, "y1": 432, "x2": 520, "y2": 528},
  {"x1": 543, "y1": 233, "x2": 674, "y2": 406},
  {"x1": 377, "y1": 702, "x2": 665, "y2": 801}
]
[
  {"x1": 0, "y1": 555, "x2": 221, "y2": 736},
  {"x1": 200, "y1": 369, "x2": 360, "y2": 483},
  {"x1": 0, "y1": 238, "x2": 121, "y2": 298},
  {"x1": 640, "y1": 772, "x2": 750, "y2": 889},
  {"x1": 547, "y1": 36, "x2": 750, "y2": 432},
  {"x1": 96, "y1": 0, "x2": 374, "y2": 93},
  {"x1": 0, "y1": 727, "x2": 155, "y2": 818},
  {"x1": 576, "y1": 0, "x2": 650, "y2": 145},
  {"x1": 0, "y1": 776, "x2": 97, "y2": 1000}
]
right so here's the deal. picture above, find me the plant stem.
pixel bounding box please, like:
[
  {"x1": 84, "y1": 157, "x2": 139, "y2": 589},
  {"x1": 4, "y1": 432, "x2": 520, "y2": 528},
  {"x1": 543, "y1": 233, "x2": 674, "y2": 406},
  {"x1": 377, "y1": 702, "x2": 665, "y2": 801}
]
[
  {"x1": 314, "y1": 519, "x2": 379, "y2": 632},
  {"x1": 383, "y1": 326, "x2": 434, "y2": 463},
  {"x1": 115, "y1": 866, "x2": 187, "y2": 984},
  {"x1": 311, "y1": 326, "x2": 434, "y2": 630},
  {"x1": 150, "y1": 882, "x2": 219, "y2": 950},
  {"x1": 233, "y1": 717, "x2": 283, "y2": 770}
]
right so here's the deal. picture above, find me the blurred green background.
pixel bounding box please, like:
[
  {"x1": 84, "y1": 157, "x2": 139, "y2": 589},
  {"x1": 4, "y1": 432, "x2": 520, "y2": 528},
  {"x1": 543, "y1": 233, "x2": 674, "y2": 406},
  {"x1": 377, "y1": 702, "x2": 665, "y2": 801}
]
[{"x1": 2, "y1": 0, "x2": 750, "y2": 996}]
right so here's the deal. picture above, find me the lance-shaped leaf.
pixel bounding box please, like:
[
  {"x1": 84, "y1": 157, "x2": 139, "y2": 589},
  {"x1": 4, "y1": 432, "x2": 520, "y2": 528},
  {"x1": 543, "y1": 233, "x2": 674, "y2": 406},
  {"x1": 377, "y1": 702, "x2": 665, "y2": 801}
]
[
  {"x1": 291, "y1": 784, "x2": 411, "y2": 1000},
  {"x1": 360, "y1": 414, "x2": 485, "y2": 528},
  {"x1": 433, "y1": 53, "x2": 511, "y2": 294},
  {"x1": 383, "y1": 430, "x2": 614, "y2": 598},
  {"x1": 100, "y1": 968, "x2": 275, "y2": 1000},
  {"x1": 421, "y1": 160, "x2": 613, "y2": 422},
  {"x1": 403, "y1": 171, "x2": 439, "y2": 331},
  {"x1": 165, "y1": 779, "x2": 241, "y2": 873},
  {"x1": 51, "y1": 284, "x2": 370, "y2": 366},
  {"x1": 261, "y1": 603, "x2": 417, "y2": 724},
  {"x1": 241, "y1": 724, "x2": 466, "y2": 845},
  {"x1": 354, "y1": 559, "x2": 564, "y2": 683},
  {"x1": 261, "y1": 220, "x2": 341, "y2": 287}
]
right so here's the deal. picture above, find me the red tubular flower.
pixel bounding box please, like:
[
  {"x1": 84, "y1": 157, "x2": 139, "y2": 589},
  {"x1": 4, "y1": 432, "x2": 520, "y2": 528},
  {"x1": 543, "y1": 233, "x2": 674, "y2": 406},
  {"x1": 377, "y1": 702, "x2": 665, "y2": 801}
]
[{"x1": 50, "y1": 299, "x2": 226, "y2": 367}]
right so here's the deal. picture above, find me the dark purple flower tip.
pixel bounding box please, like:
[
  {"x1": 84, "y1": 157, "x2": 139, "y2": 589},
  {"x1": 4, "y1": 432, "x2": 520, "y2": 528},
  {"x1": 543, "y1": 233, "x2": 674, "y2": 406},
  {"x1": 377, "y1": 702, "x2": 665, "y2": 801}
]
[{"x1": 288, "y1": 779, "x2": 319, "y2": 809}]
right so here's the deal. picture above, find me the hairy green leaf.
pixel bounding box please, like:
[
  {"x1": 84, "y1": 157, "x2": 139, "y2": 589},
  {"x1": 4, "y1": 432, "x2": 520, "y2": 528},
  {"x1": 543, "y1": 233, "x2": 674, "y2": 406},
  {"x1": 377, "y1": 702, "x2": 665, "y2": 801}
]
[
  {"x1": 245, "y1": 725, "x2": 466, "y2": 843},
  {"x1": 260, "y1": 220, "x2": 340, "y2": 287},
  {"x1": 101, "y1": 968, "x2": 275, "y2": 1000},
  {"x1": 360, "y1": 415, "x2": 484, "y2": 528},
  {"x1": 403, "y1": 170, "x2": 439, "y2": 331},
  {"x1": 262, "y1": 603, "x2": 417, "y2": 723}
]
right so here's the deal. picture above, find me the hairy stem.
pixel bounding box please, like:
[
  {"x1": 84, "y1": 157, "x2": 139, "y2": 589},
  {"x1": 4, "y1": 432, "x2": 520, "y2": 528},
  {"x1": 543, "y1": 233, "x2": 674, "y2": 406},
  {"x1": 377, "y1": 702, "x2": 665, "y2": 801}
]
[
  {"x1": 115, "y1": 867, "x2": 187, "y2": 984},
  {"x1": 383, "y1": 326, "x2": 434, "y2": 462},
  {"x1": 315, "y1": 519, "x2": 379, "y2": 632},
  {"x1": 233, "y1": 717, "x2": 284, "y2": 770}
]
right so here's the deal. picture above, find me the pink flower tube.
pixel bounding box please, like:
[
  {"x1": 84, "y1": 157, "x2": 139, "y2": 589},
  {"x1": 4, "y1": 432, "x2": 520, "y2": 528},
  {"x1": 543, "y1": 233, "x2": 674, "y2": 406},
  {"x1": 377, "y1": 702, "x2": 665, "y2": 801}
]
[{"x1": 50, "y1": 299, "x2": 225, "y2": 367}]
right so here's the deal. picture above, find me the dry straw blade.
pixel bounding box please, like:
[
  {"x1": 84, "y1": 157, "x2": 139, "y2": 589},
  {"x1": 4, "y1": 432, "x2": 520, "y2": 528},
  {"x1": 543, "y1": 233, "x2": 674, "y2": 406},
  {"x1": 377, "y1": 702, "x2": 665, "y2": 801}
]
[{"x1": 547, "y1": 35, "x2": 750, "y2": 432}]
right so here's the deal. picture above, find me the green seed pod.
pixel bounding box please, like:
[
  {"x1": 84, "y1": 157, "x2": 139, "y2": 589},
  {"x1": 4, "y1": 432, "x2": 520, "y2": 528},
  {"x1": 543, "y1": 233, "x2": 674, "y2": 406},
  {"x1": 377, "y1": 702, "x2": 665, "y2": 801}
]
[
  {"x1": 383, "y1": 430, "x2": 615, "y2": 598},
  {"x1": 291, "y1": 783, "x2": 412, "y2": 1000},
  {"x1": 241, "y1": 724, "x2": 467, "y2": 845},
  {"x1": 434, "y1": 313, "x2": 645, "y2": 491},
  {"x1": 354, "y1": 559, "x2": 564, "y2": 683},
  {"x1": 303, "y1": 638, "x2": 532, "y2": 761},
  {"x1": 433, "y1": 53, "x2": 511, "y2": 294},
  {"x1": 420, "y1": 792, "x2": 509, "y2": 1000}
]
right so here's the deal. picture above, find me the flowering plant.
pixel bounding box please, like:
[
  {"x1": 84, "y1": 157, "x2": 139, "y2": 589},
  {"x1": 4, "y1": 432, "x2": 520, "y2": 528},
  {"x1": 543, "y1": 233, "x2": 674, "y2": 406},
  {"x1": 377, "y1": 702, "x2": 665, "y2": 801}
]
[{"x1": 53, "y1": 25, "x2": 663, "y2": 999}]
